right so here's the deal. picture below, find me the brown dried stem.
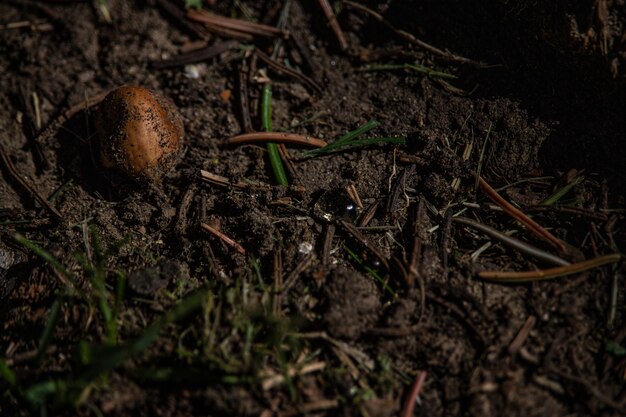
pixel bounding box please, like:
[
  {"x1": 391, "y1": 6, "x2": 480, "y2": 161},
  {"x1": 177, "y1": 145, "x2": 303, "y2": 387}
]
[
  {"x1": 478, "y1": 253, "x2": 621, "y2": 282},
  {"x1": 187, "y1": 9, "x2": 287, "y2": 39},
  {"x1": 226, "y1": 132, "x2": 327, "y2": 148},
  {"x1": 478, "y1": 177, "x2": 568, "y2": 254},
  {"x1": 343, "y1": 1, "x2": 484, "y2": 66},
  {"x1": 0, "y1": 144, "x2": 61, "y2": 220}
]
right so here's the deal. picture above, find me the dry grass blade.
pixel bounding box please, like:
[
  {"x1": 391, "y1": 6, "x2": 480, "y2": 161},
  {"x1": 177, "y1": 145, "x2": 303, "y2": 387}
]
[
  {"x1": 478, "y1": 253, "x2": 621, "y2": 282},
  {"x1": 401, "y1": 371, "x2": 427, "y2": 417},
  {"x1": 453, "y1": 216, "x2": 570, "y2": 266},
  {"x1": 152, "y1": 40, "x2": 240, "y2": 69},
  {"x1": 187, "y1": 9, "x2": 287, "y2": 39},
  {"x1": 226, "y1": 132, "x2": 327, "y2": 148},
  {"x1": 317, "y1": 0, "x2": 348, "y2": 50},
  {"x1": 343, "y1": 0, "x2": 484, "y2": 66},
  {"x1": 199, "y1": 169, "x2": 249, "y2": 189},
  {"x1": 478, "y1": 177, "x2": 568, "y2": 254},
  {"x1": 0, "y1": 144, "x2": 61, "y2": 220},
  {"x1": 255, "y1": 50, "x2": 323, "y2": 94},
  {"x1": 200, "y1": 222, "x2": 246, "y2": 254}
]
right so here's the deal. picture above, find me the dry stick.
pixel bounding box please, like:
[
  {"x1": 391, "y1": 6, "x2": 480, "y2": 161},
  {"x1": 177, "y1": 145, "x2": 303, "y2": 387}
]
[
  {"x1": 400, "y1": 371, "x2": 427, "y2": 417},
  {"x1": 255, "y1": 50, "x2": 323, "y2": 94},
  {"x1": 340, "y1": 220, "x2": 389, "y2": 270},
  {"x1": 200, "y1": 222, "x2": 246, "y2": 255},
  {"x1": 155, "y1": 0, "x2": 210, "y2": 39},
  {"x1": 187, "y1": 9, "x2": 287, "y2": 38},
  {"x1": 343, "y1": 0, "x2": 483, "y2": 66},
  {"x1": 508, "y1": 315, "x2": 536, "y2": 355},
  {"x1": 289, "y1": 30, "x2": 319, "y2": 76},
  {"x1": 478, "y1": 253, "x2": 621, "y2": 282},
  {"x1": 317, "y1": 0, "x2": 348, "y2": 50},
  {"x1": 152, "y1": 40, "x2": 240, "y2": 69},
  {"x1": 524, "y1": 205, "x2": 608, "y2": 221},
  {"x1": 357, "y1": 198, "x2": 381, "y2": 227},
  {"x1": 408, "y1": 200, "x2": 426, "y2": 323},
  {"x1": 276, "y1": 143, "x2": 301, "y2": 184},
  {"x1": 273, "y1": 251, "x2": 283, "y2": 315},
  {"x1": 346, "y1": 184, "x2": 363, "y2": 209},
  {"x1": 261, "y1": 361, "x2": 326, "y2": 391},
  {"x1": 321, "y1": 224, "x2": 336, "y2": 265},
  {"x1": 478, "y1": 177, "x2": 568, "y2": 254},
  {"x1": 237, "y1": 60, "x2": 254, "y2": 134},
  {"x1": 282, "y1": 253, "x2": 314, "y2": 293},
  {"x1": 428, "y1": 294, "x2": 487, "y2": 346},
  {"x1": 36, "y1": 89, "x2": 112, "y2": 143},
  {"x1": 199, "y1": 169, "x2": 249, "y2": 189},
  {"x1": 0, "y1": 144, "x2": 61, "y2": 220},
  {"x1": 226, "y1": 132, "x2": 327, "y2": 148},
  {"x1": 548, "y1": 368, "x2": 626, "y2": 413},
  {"x1": 453, "y1": 216, "x2": 570, "y2": 266}
]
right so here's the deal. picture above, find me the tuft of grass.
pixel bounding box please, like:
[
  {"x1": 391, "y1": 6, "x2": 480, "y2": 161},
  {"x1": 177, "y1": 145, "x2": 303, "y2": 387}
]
[
  {"x1": 303, "y1": 120, "x2": 405, "y2": 158},
  {"x1": 184, "y1": 0, "x2": 203, "y2": 9}
]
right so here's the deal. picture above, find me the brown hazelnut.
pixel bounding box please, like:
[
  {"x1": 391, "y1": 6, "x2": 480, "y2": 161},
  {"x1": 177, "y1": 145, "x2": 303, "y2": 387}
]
[{"x1": 95, "y1": 86, "x2": 184, "y2": 182}]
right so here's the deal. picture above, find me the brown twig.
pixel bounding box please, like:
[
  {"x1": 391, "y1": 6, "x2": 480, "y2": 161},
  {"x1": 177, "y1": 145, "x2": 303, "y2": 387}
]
[
  {"x1": 478, "y1": 253, "x2": 622, "y2": 282},
  {"x1": 276, "y1": 144, "x2": 301, "y2": 184},
  {"x1": 273, "y1": 250, "x2": 283, "y2": 315},
  {"x1": 478, "y1": 177, "x2": 568, "y2": 254},
  {"x1": 237, "y1": 60, "x2": 254, "y2": 133},
  {"x1": 358, "y1": 198, "x2": 380, "y2": 227},
  {"x1": 255, "y1": 50, "x2": 323, "y2": 94},
  {"x1": 343, "y1": 0, "x2": 483, "y2": 66},
  {"x1": 428, "y1": 294, "x2": 487, "y2": 346},
  {"x1": 508, "y1": 315, "x2": 536, "y2": 355},
  {"x1": 35, "y1": 89, "x2": 112, "y2": 144},
  {"x1": 401, "y1": 371, "x2": 427, "y2": 417},
  {"x1": 152, "y1": 40, "x2": 239, "y2": 69},
  {"x1": 454, "y1": 216, "x2": 570, "y2": 266},
  {"x1": 524, "y1": 205, "x2": 608, "y2": 221},
  {"x1": 340, "y1": 220, "x2": 389, "y2": 270},
  {"x1": 199, "y1": 169, "x2": 251, "y2": 189},
  {"x1": 345, "y1": 183, "x2": 363, "y2": 209},
  {"x1": 200, "y1": 222, "x2": 246, "y2": 254},
  {"x1": 289, "y1": 30, "x2": 319, "y2": 77},
  {"x1": 0, "y1": 144, "x2": 61, "y2": 220},
  {"x1": 317, "y1": 0, "x2": 348, "y2": 50},
  {"x1": 408, "y1": 200, "x2": 426, "y2": 321},
  {"x1": 154, "y1": 0, "x2": 210, "y2": 39},
  {"x1": 321, "y1": 224, "x2": 336, "y2": 265},
  {"x1": 187, "y1": 9, "x2": 287, "y2": 39},
  {"x1": 226, "y1": 132, "x2": 327, "y2": 148}
]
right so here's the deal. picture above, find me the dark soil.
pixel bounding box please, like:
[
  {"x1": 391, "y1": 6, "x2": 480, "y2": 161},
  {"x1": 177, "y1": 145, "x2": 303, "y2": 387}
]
[{"x1": 1, "y1": 1, "x2": 625, "y2": 416}]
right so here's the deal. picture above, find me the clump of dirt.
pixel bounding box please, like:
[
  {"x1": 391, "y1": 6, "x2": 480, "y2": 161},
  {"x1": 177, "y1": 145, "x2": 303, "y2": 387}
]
[{"x1": 323, "y1": 266, "x2": 381, "y2": 340}]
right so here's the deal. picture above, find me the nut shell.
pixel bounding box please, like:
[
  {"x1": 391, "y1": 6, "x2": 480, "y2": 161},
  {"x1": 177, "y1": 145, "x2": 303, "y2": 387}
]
[{"x1": 95, "y1": 86, "x2": 184, "y2": 182}]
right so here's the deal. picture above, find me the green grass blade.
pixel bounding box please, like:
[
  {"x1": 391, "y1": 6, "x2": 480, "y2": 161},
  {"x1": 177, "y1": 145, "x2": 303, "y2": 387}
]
[
  {"x1": 15, "y1": 234, "x2": 71, "y2": 279},
  {"x1": 0, "y1": 359, "x2": 17, "y2": 386},
  {"x1": 79, "y1": 289, "x2": 208, "y2": 380},
  {"x1": 36, "y1": 297, "x2": 63, "y2": 366},
  {"x1": 344, "y1": 246, "x2": 395, "y2": 298},
  {"x1": 542, "y1": 174, "x2": 584, "y2": 206},
  {"x1": 333, "y1": 120, "x2": 379, "y2": 146},
  {"x1": 262, "y1": 84, "x2": 288, "y2": 186},
  {"x1": 305, "y1": 136, "x2": 405, "y2": 157}
]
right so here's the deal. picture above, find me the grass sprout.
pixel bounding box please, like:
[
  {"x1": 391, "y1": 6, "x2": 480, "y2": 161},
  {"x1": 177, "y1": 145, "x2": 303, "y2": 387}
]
[{"x1": 304, "y1": 120, "x2": 405, "y2": 158}]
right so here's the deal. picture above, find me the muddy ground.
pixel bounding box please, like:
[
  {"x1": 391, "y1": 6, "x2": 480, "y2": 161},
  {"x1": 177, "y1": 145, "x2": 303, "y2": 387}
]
[{"x1": 1, "y1": 0, "x2": 625, "y2": 416}]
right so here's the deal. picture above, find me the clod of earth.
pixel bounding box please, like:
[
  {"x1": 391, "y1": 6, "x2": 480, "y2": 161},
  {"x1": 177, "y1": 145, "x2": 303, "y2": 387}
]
[{"x1": 95, "y1": 86, "x2": 184, "y2": 183}]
